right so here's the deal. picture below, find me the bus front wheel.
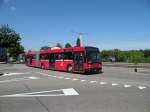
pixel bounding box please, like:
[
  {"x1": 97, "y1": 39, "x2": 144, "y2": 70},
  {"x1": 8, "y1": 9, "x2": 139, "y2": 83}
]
[{"x1": 67, "y1": 65, "x2": 72, "y2": 73}]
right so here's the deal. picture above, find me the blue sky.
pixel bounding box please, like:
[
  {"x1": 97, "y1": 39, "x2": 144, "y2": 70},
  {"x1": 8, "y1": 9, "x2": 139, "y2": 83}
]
[{"x1": 0, "y1": 0, "x2": 150, "y2": 50}]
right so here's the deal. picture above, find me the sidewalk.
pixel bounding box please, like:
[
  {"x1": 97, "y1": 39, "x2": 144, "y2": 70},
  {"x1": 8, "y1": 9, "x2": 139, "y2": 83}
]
[{"x1": 103, "y1": 62, "x2": 150, "y2": 69}]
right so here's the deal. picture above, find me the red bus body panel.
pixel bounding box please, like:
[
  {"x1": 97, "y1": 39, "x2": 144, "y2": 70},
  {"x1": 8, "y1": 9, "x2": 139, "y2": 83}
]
[
  {"x1": 55, "y1": 60, "x2": 74, "y2": 71},
  {"x1": 25, "y1": 51, "x2": 36, "y2": 66},
  {"x1": 40, "y1": 60, "x2": 49, "y2": 69},
  {"x1": 73, "y1": 47, "x2": 85, "y2": 52},
  {"x1": 84, "y1": 63, "x2": 102, "y2": 70},
  {"x1": 31, "y1": 59, "x2": 37, "y2": 67}
]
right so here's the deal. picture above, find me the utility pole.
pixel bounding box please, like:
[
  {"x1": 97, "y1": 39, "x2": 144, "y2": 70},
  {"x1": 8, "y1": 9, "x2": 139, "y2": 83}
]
[{"x1": 71, "y1": 31, "x2": 87, "y2": 46}]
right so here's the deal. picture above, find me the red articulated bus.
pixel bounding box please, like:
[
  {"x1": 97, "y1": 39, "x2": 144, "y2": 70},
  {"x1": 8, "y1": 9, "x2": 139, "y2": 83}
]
[
  {"x1": 25, "y1": 46, "x2": 102, "y2": 74},
  {"x1": 25, "y1": 51, "x2": 36, "y2": 67}
]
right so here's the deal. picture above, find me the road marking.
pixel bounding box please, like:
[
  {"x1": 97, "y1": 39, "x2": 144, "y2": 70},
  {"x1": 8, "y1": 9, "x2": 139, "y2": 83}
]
[
  {"x1": 57, "y1": 76, "x2": 64, "y2": 79},
  {"x1": 111, "y1": 83, "x2": 119, "y2": 86},
  {"x1": 65, "y1": 77, "x2": 70, "y2": 80},
  {"x1": 3, "y1": 72, "x2": 25, "y2": 76},
  {"x1": 52, "y1": 76, "x2": 57, "y2": 78},
  {"x1": 28, "y1": 76, "x2": 39, "y2": 79},
  {"x1": 90, "y1": 81, "x2": 97, "y2": 83},
  {"x1": 100, "y1": 82, "x2": 107, "y2": 85},
  {"x1": 63, "y1": 88, "x2": 79, "y2": 95},
  {"x1": 37, "y1": 72, "x2": 49, "y2": 76},
  {"x1": 33, "y1": 72, "x2": 149, "y2": 91},
  {"x1": 38, "y1": 72, "x2": 54, "y2": 77},
  {"x1": 0, "y1": 88, "x2": 79, "y2": 97},
  {"x1": 80, "y1": 80, "x2": 87, "y2": 82},
  {"x1": 138, "y1": 86, "x2": 147, "y2": 89},
  {"x1": 124, "y1": 84, "x2": 132, "y2": 88},
  {"x1": 0, "y1": 76, "x2": 39, "y2": 83},
  {"x1": 72, "y1": 78, "x2": 79, "y2": 81}
]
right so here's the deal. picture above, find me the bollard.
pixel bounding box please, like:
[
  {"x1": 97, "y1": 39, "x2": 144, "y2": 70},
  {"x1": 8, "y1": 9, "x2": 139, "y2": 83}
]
[
  {"x1": 0, "y1": 72, "x2": 4, "y2": 76},
  {"x1": 134, "y1": 63, "x2": 138, "y2": 72}
]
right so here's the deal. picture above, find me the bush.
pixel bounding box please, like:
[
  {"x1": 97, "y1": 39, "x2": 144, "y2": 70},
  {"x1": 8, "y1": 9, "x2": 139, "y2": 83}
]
[{"x1": 128, "y1": 57, "x2": 150, "y2": 63}]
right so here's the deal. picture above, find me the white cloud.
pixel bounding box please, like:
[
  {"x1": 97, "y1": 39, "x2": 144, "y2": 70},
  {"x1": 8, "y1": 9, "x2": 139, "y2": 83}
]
[
  {"x1": 3, "y1": 0, "x2": 11, "y2": 4},
  {"x1": 10, "y1": 6, "x2": 16, "y2": 11},
  {"x1": 2, "y1": 0, "x2": 16, "y2": 11}
]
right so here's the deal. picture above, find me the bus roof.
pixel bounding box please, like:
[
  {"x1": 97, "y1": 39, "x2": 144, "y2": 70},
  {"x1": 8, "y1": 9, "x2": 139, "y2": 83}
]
[
  {"x1": 25, "y1": 51, "x2": 36, "y2": 56},
  {"x1": 38, "y1": 46, "x2": 99, "y2": 54}
]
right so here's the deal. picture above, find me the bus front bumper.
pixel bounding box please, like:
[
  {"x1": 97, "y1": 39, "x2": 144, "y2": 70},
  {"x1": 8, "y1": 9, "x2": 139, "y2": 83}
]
[{"x1": 85, "y1": 68, "x2": 102, "y2": 73}]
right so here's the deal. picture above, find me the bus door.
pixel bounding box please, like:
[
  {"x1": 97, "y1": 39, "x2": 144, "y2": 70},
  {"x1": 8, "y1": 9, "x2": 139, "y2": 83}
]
[
  {"x1": 29, "y1": 56, "x2": 32, "y2": 65},
  {"x1": 49, "y1": 54, "x2": 55, "y2": 69},
  {"x1": 74, "y1": 52, "x2": 84, "y2": 71}
]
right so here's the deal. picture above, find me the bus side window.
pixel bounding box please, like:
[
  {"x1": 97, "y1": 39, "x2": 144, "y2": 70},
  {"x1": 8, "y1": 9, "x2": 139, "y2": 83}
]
[
  {"x1": 32, "y1": 55, "x2": 36, "y2": 59},
  {"x1": 58, "y1": 53, "x2": 63, "y2": 60},
  {"x1": 75, "y1": 55, "x2": 79, "y2": 61},
  {"x1": 54, "y1": 54, "x2": 59, "y2": 60},
  {"x1": 64, "y1": 52, "x2": 72, "y2": 60},
  {"x1": 40, "y1": 54, "x2": 44, "y2": 60},
  {"x1": 40, "y1": 55, "x2": 42, "y2": 60},
  {"x1": 50, "y1": 54, "x2": 55, "y2": 62},
  {"x1": 45, "y1": 54, "x2": 49, "y2": 59},
  {"x1": 79, "y1": 53, "x2": 83, "y2": 62}
]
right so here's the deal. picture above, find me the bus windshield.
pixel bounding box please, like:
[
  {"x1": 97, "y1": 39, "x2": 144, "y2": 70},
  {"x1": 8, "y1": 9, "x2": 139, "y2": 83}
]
[
  {"x1": 86, "y1": 47, "x2": 101, "y2": 63},
  {"x1": 87, "y1": 52, "x2": 101, "y2": 63}
]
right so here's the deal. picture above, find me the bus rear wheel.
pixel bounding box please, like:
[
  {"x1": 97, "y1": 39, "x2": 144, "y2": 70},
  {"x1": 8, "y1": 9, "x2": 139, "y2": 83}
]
[{"x1": 67, "y1": 65, "x2": 72, "y2": 73}]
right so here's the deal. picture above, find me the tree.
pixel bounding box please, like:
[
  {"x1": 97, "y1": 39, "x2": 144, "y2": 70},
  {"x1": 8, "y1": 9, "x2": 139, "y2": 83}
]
[
  {"x1": 141, "y1": 49, "x2": 150, "y2": 57},
  {"x1": 65, "y1": 43, "x2": 72, "y2": 48},
  {"x1": 128, "y1": 50, "x2": 144, "y2": 63},
  {"x1": 76, "y1": 38, "x2": 81, "y2": 47},
  {"x1": 0, "y1": 24, "x2": 21, "y2": 48},
  {"x1": 40, "y1": 46, "x2": 50, "y2": 50},
  {"x1": 101, "y1": 49, "x2": 127, "y2": 62},
  {"x1": 55, "y1": 43, "x2": 62, "y2": 48},
  {"x1": 8, "y1": 44, "x2": 24, "y2": 58},
  {"x1": 100, "y1": 50, "x2": 111, "y2": 59},
  {"x1": 117, "y1": 51, "x2": 127, "y2": 62},
  {"x1": 0, "y1": 24, "x2": 24, "y2": 60}
]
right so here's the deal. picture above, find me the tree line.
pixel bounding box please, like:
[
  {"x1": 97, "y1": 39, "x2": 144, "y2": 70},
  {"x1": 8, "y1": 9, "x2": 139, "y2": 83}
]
[
  {"x1": 40, "y1": 37, "x2": 81, "y2": 50},
  {"x1": 0, "y1": 25, "x2": 24, "y2": 61},
  {"x1": 100, "y1": 49, "x2": 150, "y2": 63}
]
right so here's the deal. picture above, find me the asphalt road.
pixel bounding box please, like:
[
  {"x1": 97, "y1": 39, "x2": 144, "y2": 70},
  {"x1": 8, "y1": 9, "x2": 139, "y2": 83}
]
[{"x1": 0, "y1": 64, "x2": 150, "y2": 112}]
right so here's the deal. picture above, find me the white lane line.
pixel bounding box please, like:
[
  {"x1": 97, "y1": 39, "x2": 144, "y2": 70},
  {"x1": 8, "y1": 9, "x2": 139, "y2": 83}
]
[
  {"x1": 3, "y1": 72, "x2": 25, "y2": 76},
  {"x1": 57, "y1": 76, "x2": 64, "y2": 79},
  {"x1": 100, "y1": 82, "x2": 107, "y2": 85},
  {"x1": 0, "y1": 88, "x2": 79, "y2": 97},
  {"x1": 37, "y1": 72, "x2": 49, "y2": 76},
  {"x1": 52, "y1": 76, "x2": 57, "y2": 78},
  {"x1": 28, "y1": 76, "x2": 39, "y2": 79},
  {"x1": 37, "y1": 72, "x2": 54, "y2": 77},
  {"x1": 89, "y1": 81, "x2": 97, "y2": 83},
  {"x1": 138, "y1": 86, "x2": 147, "y2": 90},
  {"x1": 65, "y1": 77, "x2": 71, "y2": 80},
  {"x1": 0, "y1": 76, "x2": 39, "y2": 83},
  {"x1": 124, "y1": 84, "x2": 132, "y2": 88},
  {"x1": 72, "y1": 78, "x2": 79, "y2": 81},
  {"x1": 80, "y1": 80, "x2": 87, "y2": 82},
  {"x1": 111, "y1": 83, "x2": 119, "y2": 86}
]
